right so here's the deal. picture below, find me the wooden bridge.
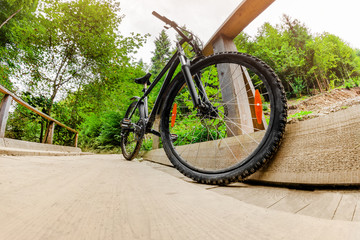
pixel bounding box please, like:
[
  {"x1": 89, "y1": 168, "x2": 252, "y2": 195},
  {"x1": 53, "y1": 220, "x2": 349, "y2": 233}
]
[
  {"x1": 145, "y1": 0, "x2": 360, "y2": 186},
  {"x1": 1, "y1": 0, "x2": 360, "y2": 239},
  {"x1": 1, "y1": 154, "x2": 360, "y2": 239}
]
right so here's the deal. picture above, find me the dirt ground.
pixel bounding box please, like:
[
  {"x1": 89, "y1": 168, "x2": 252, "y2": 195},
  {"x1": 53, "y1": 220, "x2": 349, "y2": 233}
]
[{"x1": 287, "y1": 87, "x2": 360, "y2": 123}]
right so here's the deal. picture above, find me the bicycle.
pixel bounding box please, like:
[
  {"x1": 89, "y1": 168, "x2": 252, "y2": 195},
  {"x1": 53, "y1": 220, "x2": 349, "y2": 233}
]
[{"x1": 120, "y1": 11, "x2": 287, "y2": 185}]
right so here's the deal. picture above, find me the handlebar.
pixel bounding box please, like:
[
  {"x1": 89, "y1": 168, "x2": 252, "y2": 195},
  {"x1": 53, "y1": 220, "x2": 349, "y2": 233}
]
[
  {"x1": 152, "y1": 11, "x2": 177, "y2": 27},
  {"x1": 152, "y1": 11, "x2": 203, "y2": 57}
]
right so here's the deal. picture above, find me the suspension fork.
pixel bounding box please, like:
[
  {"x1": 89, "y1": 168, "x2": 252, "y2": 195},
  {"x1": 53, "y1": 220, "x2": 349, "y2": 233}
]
[
  {"x1": 193, "y1": 73, "x2": 211, "y2": 104},
  {"x1": 177, "y1": 43, "x2": 201, "y2": 108},
  {"x1": 177, "y1": 43, "x2": 212, "y2": 109}
]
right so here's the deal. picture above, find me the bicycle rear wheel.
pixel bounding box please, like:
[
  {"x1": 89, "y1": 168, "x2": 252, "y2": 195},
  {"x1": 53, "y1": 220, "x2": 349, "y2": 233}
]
[
  {"x1": 160, "y1": 52, "x2": 287, "y2": 184},
  {"x1": 121, "y1": 101, "x2": 144, "y2": 160}
]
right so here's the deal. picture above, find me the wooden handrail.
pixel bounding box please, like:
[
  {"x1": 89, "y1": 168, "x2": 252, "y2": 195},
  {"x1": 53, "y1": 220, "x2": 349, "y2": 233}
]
[
  {"x1": 202, "y1": 0, "x2": 275, "y2": 56},
  {"x1": 0, "y1": 85, "x2": 78, "y2": 147},
  {"x1": 200, "y1": 0, "x2": 274, "y2": 138},
  {"x1": 0, "y1": 85, "x2": 77, "y2": 133}
]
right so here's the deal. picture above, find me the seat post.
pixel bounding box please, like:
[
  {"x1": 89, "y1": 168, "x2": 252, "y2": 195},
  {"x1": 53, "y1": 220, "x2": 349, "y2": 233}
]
[{"x1": 143, "y1": 83, "x2": 149, "y2": 117}]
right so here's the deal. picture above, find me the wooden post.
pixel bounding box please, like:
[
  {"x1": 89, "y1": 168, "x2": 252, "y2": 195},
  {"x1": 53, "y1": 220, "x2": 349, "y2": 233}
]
[
  {"x1": 152, "y1": 115, "x2": 161, "y2": 149},
  {"x1": 0, "y1": 94, "x2": 12, "y2": 138},
  {"x1": 43, "y1": 121, "x2": 55, "y2": 144},
  {"x1": 203, "y1": 0, "x2": 275, "y2": 135},
  {"x1": 242, "y1": 67, "x2": 267, "y2": 130},
  {"x1": 212, "y1": 35, "x2": 256, "y2": 135},
  {"x1": 75, "y1": 133, "x2": 79, "y2": 148},
  {"x1": 203, "y1": 0, "x2": 275, "y2": 56}
]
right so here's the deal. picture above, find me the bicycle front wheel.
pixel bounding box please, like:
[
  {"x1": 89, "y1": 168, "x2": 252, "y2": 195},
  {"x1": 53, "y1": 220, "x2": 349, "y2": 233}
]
[{"x1": 160, "y1": 52, "x2": 287, "y2": 184}]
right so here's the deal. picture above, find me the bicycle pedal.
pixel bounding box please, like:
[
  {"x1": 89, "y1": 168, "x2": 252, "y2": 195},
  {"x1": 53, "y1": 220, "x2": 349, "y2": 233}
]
[
  {"x1": 121, "y1": 118, "x2": 131, "y2": 129},
  {"x1": 170, "y1": 134, "x2": 178, "y2": 142}
]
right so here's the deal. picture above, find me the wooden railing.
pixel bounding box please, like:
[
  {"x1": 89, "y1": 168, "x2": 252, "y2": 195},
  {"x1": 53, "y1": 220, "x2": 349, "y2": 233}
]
[
  {"x1": 0, "y1": 85, "x2": 78, "y2": 147},
  {"x1": 201, "y1": 0, "x2": 275, "y2": 135},
  {"x1": 202, "y1": 0, "x2": 275, "y2": 56}
]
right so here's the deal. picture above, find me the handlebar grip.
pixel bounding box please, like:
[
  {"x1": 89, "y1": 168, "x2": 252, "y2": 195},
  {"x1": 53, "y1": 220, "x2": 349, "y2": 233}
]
[{"x1": 152, "y1": 11, "x2": 176, "y2": 26}]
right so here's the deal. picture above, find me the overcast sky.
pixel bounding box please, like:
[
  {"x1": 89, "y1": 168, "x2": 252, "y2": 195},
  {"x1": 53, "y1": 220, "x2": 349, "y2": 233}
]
[{"x1": 117, "y1": 0, "x2": 360, "y2": 64}]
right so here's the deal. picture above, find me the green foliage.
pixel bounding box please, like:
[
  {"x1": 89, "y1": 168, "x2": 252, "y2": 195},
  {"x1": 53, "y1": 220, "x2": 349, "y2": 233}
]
[
  {"x1": 4, "y1": 9, "x2": 360, "y2": 153},
  {"x1": 6, "y1": 106, "x2": 35, "y2": 141},
  {"x1": 2, "y1": 0, "x2": 148, "y2": 149},
  {"x1": 4, "y1": 92, "x2": 78, "y2": 144},
  {"x1": 141, "y1": 137, "x2": 154, "y2": 151},
  {"x1": 7, "y1": 0, "x2": 140, "y2": 116},
  {"x1": 342, "y1": 77, "x2": 360, "y2": 89},
  {"x1": 79, "y1": 113, "x2": 102, "y2": 148},
  {"x1": 288, "y1": 111, "x2": 313, "y2": 120},
  {"x1": 0, "y1": 63, "x2": 12, "y2": 89},
  {"x1": 97, "y1": 111, "x2": 123, "y2": 146},
  {"x1": 0, "y1": 0, "x2": 39, "y2": 90},
  {"x1": 171, "y1": 116, "x2": 226, "y2": 146},
  {"x1": 234, "y1": 14, "x2": 360, "y2": 97},
  {"x1": 290, "y1": 77, "x2": 306, "y2": 97},
  {"x1": 75, "y1": 60, "x2": 147, "y2": 150},
  {"x1": 0, "y1": 0, "x2": 39, "y2": 42},
  {"x1": 356, "y1": 49, "x2": 360, "y2": 57},
  {"x1": 5, "y1": 92, "x2": 49, "y2": 143},
  {"x1": 151, "y1": 30, "x2": 172, "y2": 75},
  {"x1": 147, "y1": 30, "x2": 172, "y2": 106}
]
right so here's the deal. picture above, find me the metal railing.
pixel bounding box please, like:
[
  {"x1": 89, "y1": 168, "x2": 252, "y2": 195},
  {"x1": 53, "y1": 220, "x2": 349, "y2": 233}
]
[{"x1": 0, "y1": 85, "x2": 78, "y2": 147}]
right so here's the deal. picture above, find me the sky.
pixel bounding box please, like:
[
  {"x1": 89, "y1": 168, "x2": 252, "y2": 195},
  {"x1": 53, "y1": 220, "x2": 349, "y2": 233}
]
[{"x1": 117, "y1": 0, "x2": 360, "y2": 64}]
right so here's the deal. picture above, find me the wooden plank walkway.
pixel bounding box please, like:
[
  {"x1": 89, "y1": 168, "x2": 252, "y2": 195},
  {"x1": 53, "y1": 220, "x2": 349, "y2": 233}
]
[
  {"x1": 144, "y1": 104, "x2": 360, "y2": 186},
  {"x1": 1, "y1": 154, "x2": 360, "y2": 239},
  {"x1": 145, "y1": 161, "x2": 360, "y2": 222}
]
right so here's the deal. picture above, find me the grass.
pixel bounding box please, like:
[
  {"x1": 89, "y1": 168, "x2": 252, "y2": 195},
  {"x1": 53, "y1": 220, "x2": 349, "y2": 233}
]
[{"x1": 288, "y1": 111, "x2": 313, "y2": 120}]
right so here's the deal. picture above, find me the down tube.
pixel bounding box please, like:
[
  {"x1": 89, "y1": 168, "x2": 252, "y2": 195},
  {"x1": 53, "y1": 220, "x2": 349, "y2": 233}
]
[{"x1": 148, "y1": 57, "x2": 180, "y2": 126}]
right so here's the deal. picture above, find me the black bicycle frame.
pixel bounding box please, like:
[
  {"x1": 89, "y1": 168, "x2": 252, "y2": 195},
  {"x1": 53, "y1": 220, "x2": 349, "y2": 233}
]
[{"x1": 128, "y1": 42, "x2": 204, "y2": 135}]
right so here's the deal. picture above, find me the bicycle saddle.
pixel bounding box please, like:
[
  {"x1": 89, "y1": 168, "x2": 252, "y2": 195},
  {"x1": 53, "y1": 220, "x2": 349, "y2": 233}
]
[{"x1": 134, "y1": 73, "x2": 152, "y2": 85}]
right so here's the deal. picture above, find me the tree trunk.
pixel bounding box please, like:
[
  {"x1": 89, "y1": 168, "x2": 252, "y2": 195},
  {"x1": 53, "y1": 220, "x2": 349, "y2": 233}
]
[
  {"x1": 313, "y1": 72, "x2": 323, "y2": 93},
  {"x1": 0, "y1": 8, "x2": 22, "y2": 29}
]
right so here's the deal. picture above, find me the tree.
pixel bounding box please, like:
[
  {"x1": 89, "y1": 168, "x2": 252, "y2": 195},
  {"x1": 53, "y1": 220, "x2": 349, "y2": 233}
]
[
  {"x1": 0, "y1": 0, "x2": 39, "y2": 36},
  {"x1": 6, "y1": 92, "x2": 51, "y2": 142},
  {"x1": 234, "y1": 15, "x2": 360, "y2": 97},
  {"x1": 151, "y1": 29, "x2": 172, "y2": 75},
  {"x1": 0, "y1": 0, "x2": 39, "y2": 89},
  {"x1": 75, "y1": 61, "x2": 147, "y2": 150},
  {"x1": 3, "y1": 0, "x2": 148, "y2": 144},
  {"x1": 0, "y1": 8, "x2": 22, "y2": 30},
  {"x1": 309, "y1": 33, "x2": 360, "y2": 89},
  {"x1": 9, "y1": 0, "x2": 123, "y2": 116}
]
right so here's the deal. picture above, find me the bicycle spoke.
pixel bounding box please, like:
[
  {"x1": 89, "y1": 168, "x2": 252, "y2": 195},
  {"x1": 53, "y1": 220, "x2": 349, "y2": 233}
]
[{"x1": 162, "y1": 53, "x2": 286, "y2": 180}]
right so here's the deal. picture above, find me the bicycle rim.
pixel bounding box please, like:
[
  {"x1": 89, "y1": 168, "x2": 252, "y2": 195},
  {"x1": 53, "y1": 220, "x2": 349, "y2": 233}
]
[
  {"x1": 121, "y1": 103, "x2": 143, "y2": 160},
  {"x1": 161, "y1": 53, "x2": 287, "y2": 182}
]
